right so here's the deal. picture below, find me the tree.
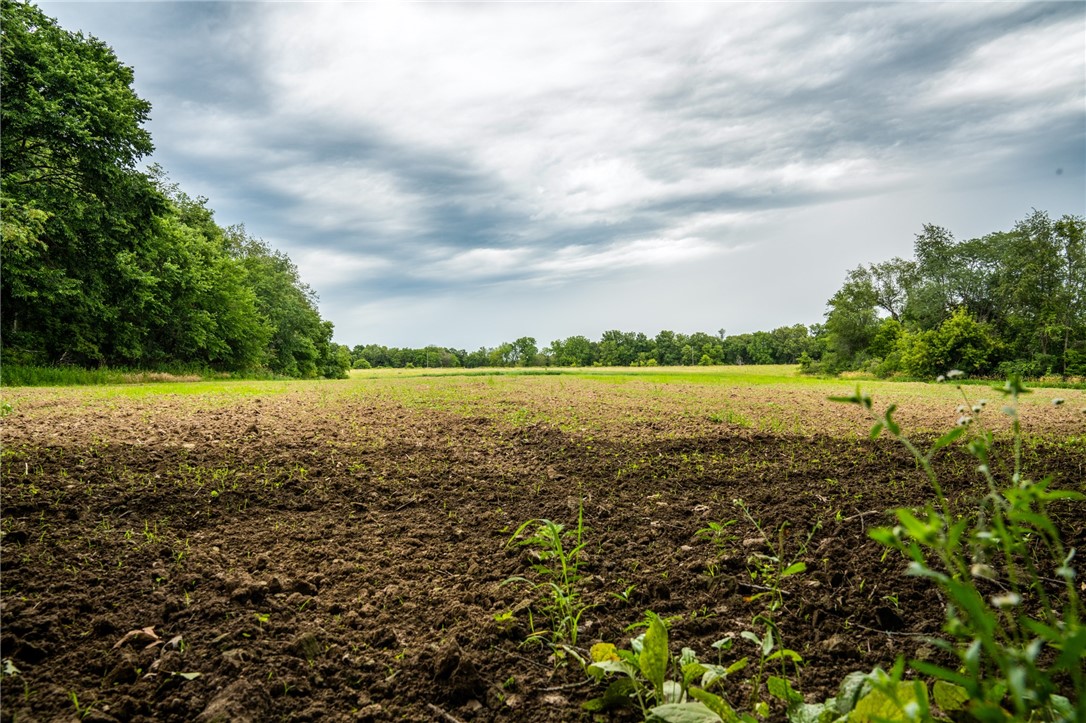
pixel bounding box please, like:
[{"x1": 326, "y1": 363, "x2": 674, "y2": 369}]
[
  {"x1": 653, "y1": 330, "x2": 684, "y2": 366},
  {"x1": 551, "y1": 334, "x2": 595, "y2": 362},
  {"x1": 822, "y1": 267, "x2": 880, "y2": 369},
  {"x1": 905, "y1": 224, "x2": 957, "y2": 330},
  {"x1": 510, "y1": 337, "x2": 538, "y2": 366},
  {"x1": 1, "y1": 0, "x2": 164, "y2": 364},
  {"x1": 226, "y1": 226, "x2": 346, "y2": 378},
  {"x1": 898, "y1": 309, "x2": 999, "y2": 378},
  {"x1": 868, "y1": 258, "x2": 917, "y2": 322},
  {"x1": 1, "y1": 4, "x2": 346, "y2": 378},
  {"x1": 599, "y1": 330, "x2": 637, "y2": 366}
]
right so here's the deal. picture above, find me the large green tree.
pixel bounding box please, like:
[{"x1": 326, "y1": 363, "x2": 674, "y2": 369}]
[
  {"x1": 1, "y1": 0, "x2": 164, "y2": 363},
  {"x1": 1, "y1": 2, "x2": 348, "y2": 378}
]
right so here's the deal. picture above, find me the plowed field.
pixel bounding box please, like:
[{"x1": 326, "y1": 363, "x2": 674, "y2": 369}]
[{"x1": 2, "y1": 369, "x2": 1082, "y2": 721}]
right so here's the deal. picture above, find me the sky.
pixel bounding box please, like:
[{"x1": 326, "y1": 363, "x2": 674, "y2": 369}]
[{"x1": 41, "y1": 1, "x2": 1086, "y2": 350}]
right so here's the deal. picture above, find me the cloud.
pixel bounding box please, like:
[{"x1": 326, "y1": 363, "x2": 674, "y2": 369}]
[{"x1": 38, "y1": 0, "x2": 1086, "y2": 348}]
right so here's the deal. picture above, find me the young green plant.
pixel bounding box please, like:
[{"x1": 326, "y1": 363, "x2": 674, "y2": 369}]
[
  {"x1": 503, "y1": 502, "x2": 591, "y2": 647},
  {"x1": 585, "y1": 610, "x2": 753, "y2": 721}
]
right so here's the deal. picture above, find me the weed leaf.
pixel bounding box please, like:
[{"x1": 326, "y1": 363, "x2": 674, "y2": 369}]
[
  {"x1": 582, "y1": 677, "x2": 637, "y2": 712},
  {"x1": 929, "y1": 426, "x2": 965, "y2": 454},
  {"x1": 767, "y1": 675, "x2": 804, "y2": 704},
  {"x1": 648, "y1": 702, "x2": 725, "y2": 722},
  {"x1": 781, "y1": 562, "x2": 806, "y2": 578},
  {"x1": 641, "y1": 611, "x2": 669, "y2": 698},
  {"x1": 850, "y1": 680, "x2": 927, "y2": 721},
  {"x1": 932, "y1": 680, "x2": 969, "y2": 713},
  {"x1": 590, "y1": 642, "x2": 619, "y2": 663},
  {"x1": 688, "y1": 687, "x2": 740, "y2": 722}
]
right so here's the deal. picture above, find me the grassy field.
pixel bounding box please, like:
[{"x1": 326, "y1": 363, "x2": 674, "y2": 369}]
[{"x1": 1, "y1": 367, "x2": 1082, "y2": 721}]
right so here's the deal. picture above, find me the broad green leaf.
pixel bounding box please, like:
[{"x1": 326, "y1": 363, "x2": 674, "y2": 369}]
[
  {"x1": 932, "y1": 680, "x2": 968, "y2": 713},
  {"x1": 768, "y1": 676, "x2": 804, "y2": 704},
  {"x1": 689, "y1": 687, "x2": 740, "y2": 723},
  {"x1": 587, "y1": 659, "x2": 638, "y2": 680},
  {"x1": 787, "y1": 701, "x2": 838, "y2": 723},
  {"x1": 1007, "y1": 510, "x2": 1058, "y2": 539},
  {"x1": 648, "y1": 702, "x2": 724, "y2": 723},
  {"x1": 663, "y1": 680, "x2": 685, "y2": 704},
  {"x1": 849, "y1": 681, "x2": 926, "y2": 722},
  {"x1": 895, "y1": 509, "x2": 937, "y2": 545},
  {"x1": 767, "y1": 648, "x2": 803, "y2": 663},
  {"x1": 711, "y1": 637, "x2": 734, "y2": 652},
  {"x1": 868, "y1": 526, "x2": 899, "y2": 547},
  {"x1": 761, "y1": 628, "x2": 775, "y2": 657},
  {"x1": 724, "y1": 657, "x2": 749, "y2": 676},
  {"x1": 641, "y1": 611, "x2": 670, "y2": 696},
  {"x1": 836, "y1": 671, "x2": 875, "y2": 716},
  {"x1": 1048, "y1": 695, "x2": 1073, "y2": 720},
  {"x1": 683, "y1": 661, "x2": 709, "y2": 685},
  {"x1": 679, "y1": 647, "x2": 700, "y2": 667},
  {"x1": 582, "y1": 677, "x2": 638, "y2": 712},
  {"x1": 740, "y1": 630, "x2": 762, "y2": 647}
]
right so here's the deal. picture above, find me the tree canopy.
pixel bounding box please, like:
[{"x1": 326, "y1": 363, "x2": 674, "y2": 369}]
[
  {"x1": 815, "y1": 211, "x2": 1086, "y2": 378},
  {"x1": 1, "y1": 1, "x2": 348, "y2": 378}
]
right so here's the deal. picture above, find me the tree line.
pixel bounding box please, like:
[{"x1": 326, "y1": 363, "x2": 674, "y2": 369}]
[
  {"x1": 348, "y1": 325, "x2": 821, "y2": 369},
  {"x1": 1, "y1": 1, "x2": 350, "y2": 378},
  {"x1": 817, "y1": 210, "x2": 1085, "y2": 379}
]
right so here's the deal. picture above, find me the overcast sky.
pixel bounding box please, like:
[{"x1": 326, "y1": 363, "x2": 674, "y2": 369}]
[{"x1": 42, "y1": 1, "x2": 1086, "y2": 350}]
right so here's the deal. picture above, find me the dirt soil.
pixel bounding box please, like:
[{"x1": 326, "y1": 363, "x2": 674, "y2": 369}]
[{"x1": 1, "y1": 377, "x2": 1083, "y2": 722}]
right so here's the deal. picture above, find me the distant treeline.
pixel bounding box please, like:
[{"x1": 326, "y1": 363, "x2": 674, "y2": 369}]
[
  {"x1": 1, "y1": 1, "x2": 350, "y2": 379},
  {"x1": 349, "y1": 325, "x2": 820, "y2": 370}
]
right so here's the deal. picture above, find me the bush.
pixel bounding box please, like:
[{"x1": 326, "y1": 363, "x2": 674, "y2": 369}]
[
  {"x1": 352, "y1": 358, "x2": 372, "y2": 369},
  {"x1": 898, "y1": 309, "x2": 999, "y2": 378}
]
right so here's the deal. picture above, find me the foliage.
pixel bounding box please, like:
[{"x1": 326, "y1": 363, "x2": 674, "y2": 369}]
[
  {"x1": 0, "y1": 3, "x2": 347, "y2": 379},
  {"x1": 348, "y1": 326, "x2": 825, "y2": 370},
  {"x1": 818, "y1": 212, "x2": 1086, "y2": 379},
  {"x1": 503, "y1": 505, "x2": 591, "y2": 647},
  {"x1": 834, "y1": 377, "x2": 1084, "y2": 722},
  {"x1": 584, "y1": 611, "x2": 753, "y2": 721}
]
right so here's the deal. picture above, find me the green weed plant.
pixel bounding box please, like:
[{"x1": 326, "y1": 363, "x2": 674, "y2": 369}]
[
  {"x1": 503, "y1": 504, "x2": 591, "y2": 647},
  {"x1": 834, "y1": 374, "x2": 1083, "y2": 722}
]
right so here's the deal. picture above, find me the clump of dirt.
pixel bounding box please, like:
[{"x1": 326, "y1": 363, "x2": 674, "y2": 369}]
[{"x1": 1, "y1": 379, "x2": 1082, "y2": 721}]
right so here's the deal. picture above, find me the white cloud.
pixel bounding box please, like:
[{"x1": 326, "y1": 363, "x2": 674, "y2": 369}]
[
  {"x1": 923, "y1": 17, "x2": 1084, "y2": 106},
  {"x1": 288, "y1": 247, "x2": 392, "y2": 288}
]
